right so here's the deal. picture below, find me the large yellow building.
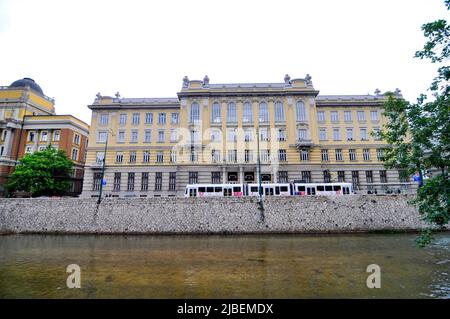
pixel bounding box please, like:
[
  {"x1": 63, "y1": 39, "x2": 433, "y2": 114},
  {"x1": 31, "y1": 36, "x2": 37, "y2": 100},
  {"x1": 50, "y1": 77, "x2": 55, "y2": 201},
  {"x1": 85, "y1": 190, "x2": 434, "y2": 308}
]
[{"x1": 82, "y1": 74, "x2": 409, "y2": 198}]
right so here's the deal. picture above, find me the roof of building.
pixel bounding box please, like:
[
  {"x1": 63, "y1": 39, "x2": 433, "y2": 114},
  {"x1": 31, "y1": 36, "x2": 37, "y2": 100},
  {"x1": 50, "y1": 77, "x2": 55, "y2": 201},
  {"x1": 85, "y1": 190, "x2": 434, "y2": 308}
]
[
  {"x1": 118, "y1": 97, "x2": 179, "y2": 104},
  {"x1": 317, "y1": 95, "x2": 384, "y2": 100},
  {"x1": 9, "y1": 78, "x2": 44, "y2": 95}
]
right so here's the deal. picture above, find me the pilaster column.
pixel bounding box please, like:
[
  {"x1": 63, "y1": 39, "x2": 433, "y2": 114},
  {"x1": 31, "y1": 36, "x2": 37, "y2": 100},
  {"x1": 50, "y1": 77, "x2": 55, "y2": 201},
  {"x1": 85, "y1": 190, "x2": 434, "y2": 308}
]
[
  {"x1": 3, "y1": 128, "x2": 13, "y2": 158},
  {"x1": 222, "y1": 166, "x2": 226, "y2": 183},
  {"x1": 239, "y1": 165, "x2": 244, "y2": 184}
]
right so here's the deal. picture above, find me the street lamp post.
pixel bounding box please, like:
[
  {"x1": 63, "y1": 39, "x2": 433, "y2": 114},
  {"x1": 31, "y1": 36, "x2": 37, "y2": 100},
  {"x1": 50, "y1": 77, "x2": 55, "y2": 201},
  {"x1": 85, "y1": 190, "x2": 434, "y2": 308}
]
[{"x1": 256, "y1": 126, "x2": 264, "y2": 220}]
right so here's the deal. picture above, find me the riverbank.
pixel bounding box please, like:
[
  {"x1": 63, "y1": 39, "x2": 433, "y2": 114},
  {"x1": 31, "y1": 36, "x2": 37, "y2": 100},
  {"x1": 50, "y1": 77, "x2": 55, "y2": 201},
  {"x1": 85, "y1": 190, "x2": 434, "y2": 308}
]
[{"x1": 0, "y1": 195, "x2": 442, "y2": 235}]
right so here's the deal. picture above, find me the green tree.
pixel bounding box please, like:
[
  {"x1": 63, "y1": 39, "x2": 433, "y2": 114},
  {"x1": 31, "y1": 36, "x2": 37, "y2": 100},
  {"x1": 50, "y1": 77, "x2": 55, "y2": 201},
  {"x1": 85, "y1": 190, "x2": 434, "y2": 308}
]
[
  {"x1": 6, "y1": 146, "x2": 74, "y2": 197},
  {"x1": 381, "y1": 0, "x2": 449, "y2": 246}
]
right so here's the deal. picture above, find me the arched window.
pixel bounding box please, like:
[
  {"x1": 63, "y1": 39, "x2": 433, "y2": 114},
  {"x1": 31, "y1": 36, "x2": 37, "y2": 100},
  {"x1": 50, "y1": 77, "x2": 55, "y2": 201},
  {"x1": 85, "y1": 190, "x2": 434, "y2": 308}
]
[
  {"x1": 275, "y1": 101, "x2": 285, "y2": 122},
  {"x1": 227, "y1": 102, "x2": 237, "y2": 123},
  {"x1": 296, "y1": 101, "x2": 307, "y2": 122},
  {"x1": 190, "y1": 102, "x2": 200, "y2": 123},
  {"x1": 259, "y1": 102, "x2": 269, "y2": 123},
  {"x1": 211, "y1": 102, "x2": 221, "y2": 123},
  {"x1": 243, "y1": 102, "x2": 253, "y2": 123}
]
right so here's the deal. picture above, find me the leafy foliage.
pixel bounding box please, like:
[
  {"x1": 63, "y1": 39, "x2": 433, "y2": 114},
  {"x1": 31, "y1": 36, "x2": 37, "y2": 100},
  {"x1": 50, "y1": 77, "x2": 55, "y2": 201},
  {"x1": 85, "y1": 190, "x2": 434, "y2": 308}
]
[
  {"x1": 6, "y1": 146, "x2": 74, "y2": 197},
  {"x1": 381, "y1": 0, "x2": 449, "y2": 246}
]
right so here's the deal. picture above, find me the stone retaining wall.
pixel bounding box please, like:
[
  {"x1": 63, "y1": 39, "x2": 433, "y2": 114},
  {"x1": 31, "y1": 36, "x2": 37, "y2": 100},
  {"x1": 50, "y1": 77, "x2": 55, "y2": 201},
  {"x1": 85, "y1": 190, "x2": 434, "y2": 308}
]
[{"x1": 0, "y1": 195, "x2": 435, "y2": 234}]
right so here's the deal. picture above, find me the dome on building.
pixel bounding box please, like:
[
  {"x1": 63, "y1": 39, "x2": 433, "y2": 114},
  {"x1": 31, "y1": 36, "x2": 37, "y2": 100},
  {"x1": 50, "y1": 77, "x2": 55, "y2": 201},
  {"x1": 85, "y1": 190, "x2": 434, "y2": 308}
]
[{"x1": 9, "y1": 78, "x2": 44, "y2": 95}]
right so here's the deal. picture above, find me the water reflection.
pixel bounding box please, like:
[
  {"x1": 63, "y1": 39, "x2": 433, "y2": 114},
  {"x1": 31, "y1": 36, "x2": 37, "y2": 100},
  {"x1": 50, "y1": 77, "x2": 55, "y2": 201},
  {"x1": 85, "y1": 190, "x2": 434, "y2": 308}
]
[{"x1": 0, "y1": 233, "x2": 449, "y2": 298}]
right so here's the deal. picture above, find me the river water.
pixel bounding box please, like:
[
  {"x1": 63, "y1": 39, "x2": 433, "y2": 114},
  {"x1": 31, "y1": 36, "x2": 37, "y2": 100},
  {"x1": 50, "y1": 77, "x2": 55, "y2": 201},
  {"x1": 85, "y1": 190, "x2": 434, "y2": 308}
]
[{"x1": 0, "y1": 233, "x2": 449, "y2": 298}]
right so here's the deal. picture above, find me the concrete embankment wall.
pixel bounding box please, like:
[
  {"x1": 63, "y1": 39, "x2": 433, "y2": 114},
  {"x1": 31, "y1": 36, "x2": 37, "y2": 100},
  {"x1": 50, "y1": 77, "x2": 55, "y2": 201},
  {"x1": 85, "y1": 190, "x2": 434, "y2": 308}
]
[{"x1": 0, "y1": 195, "x2": 436, "y2": 234}]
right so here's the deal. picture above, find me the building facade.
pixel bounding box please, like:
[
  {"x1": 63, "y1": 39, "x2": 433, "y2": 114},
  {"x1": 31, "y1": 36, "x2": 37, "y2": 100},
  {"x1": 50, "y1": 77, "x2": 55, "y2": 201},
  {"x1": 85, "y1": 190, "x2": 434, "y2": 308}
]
[
  {"x1": 82, "y1": 74, "x2": 409, "y2": 198},
  {"x1": 0, "y1": 78, "x2": 89, "y2": 195}
]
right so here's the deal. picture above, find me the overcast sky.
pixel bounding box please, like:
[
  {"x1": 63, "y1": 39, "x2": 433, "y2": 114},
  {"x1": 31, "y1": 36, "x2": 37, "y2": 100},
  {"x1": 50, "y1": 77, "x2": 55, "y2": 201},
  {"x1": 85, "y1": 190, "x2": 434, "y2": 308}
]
[{"x1": 0, "y1": 0, "x2": 448, "y2": 124}]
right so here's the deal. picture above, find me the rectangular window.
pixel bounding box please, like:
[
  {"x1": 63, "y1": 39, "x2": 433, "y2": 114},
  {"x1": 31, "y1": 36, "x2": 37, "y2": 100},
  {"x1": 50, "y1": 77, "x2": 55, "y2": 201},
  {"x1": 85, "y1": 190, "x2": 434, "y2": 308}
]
[
  {"x1": 376, "y1": 148, "x2": 384, "y2": 161},
  {"x1": 351, "y1": 171, "x2": 359, "y2": 190},
  {"x1": 243, "y1": 102, "x2": 253, "y2": 123},
  {"x1": 227, "y1": 128, "x2": 237, "y2": 142},
  {"x1": 190, "y1": 103, "x2": 200, "y2": 123},
  {"x1": 129, "y1": 151, "x2": 137, "y2": 163},
  {"x1": 145, "y1": 113, "x2": 153, "y2": 124},
  {"x1": 53, "y1": 130, "x2": 60, "y2": 141},
  {"x1": 170, "y1": 129, "x2": 178, "y2": 142},
  {"x1": 301, "y1": 171, "x2": 311, "y2": 183},
  {"x1": 98, "y1": 131, "x2": 108, "y2": 143},
  {"x1": 155, "y1": 172, "x2": 162, "y2": 191},
  {"x1": 189, "y1": 172, "x2": 198, "y2": 184},
  {"x1": 119, "y1": 113, "x2": 127, "y2": 125},
  {"x1": 143, "y1": 151, "x2": 150, "y2": 163},
  {"x1": 363, "y1": 148, "x2": 371, "y2": 161},
  {"x1": 157, "y1": 130, "x2": 165, "y2": 143},
  {"x1": 99, "y1": 114, "x2": 109, "y2": 125},
  {"x1": 323, "y1": 170, "x2": 331, "y2": 183},
  {"x1": 357, "y1": 110, "x2": 366, "y2": 121},
  {"x1": 96, "y1": 152, "x2": 104, "y2": 164},
  {"x1": 93, "y1": 172, "x2": 102, "y2": 191},
  {"x1": 366, "y1": 171, "x2": 373, "y2": 183},
  {"x1": 344, "y1": 111, "x2": 352, "y2": 122},
  {"x1": 141, "y1": 172, "x2": 149, "y2": 191},
  {"x1": 244, "y1": 150, "x2": 253, "y2": 163},
  {"x1": 319, "y1": 128, "x2": 327, "y2": 141},
  {"x1": 278, "y1": 149, "x2": 287, "y2": 162},
  {"x1": 211, "y1": 172, "x2": 221, "y2": 184},
  {"x1": 73, "y1": 134, "x2": 80, "y2": 145},
  {"x1": 28, "y1": 131, "x2": 35, "y2": 142},
  {"x1": 258, "y1": 149, "x2": 269, "y2": 162},
  {"x1": 300, "y1": 149, "x2": 310, "y2": 161},
  {"x1": 297, "y1": 129, "x2": 308, "y2": 141},
  {"x1": 25, "y1": 146, "x2": 33, "y2": 154},
  {"x1": 211, "y1": 149, "x2": 221, "y2": 163},
  {"x1": 277, "y1": 128, "x2": 286, "y2": 141},
  {"x1": 113, "y1": 173, "x2": 121, "y2": 191},
  {"x1": 171, "y1": 113, "x2": 179, "y2": 124},
  {"x1": 116, "y1": 152, "x2": 123, "y2": 163},
  {"x1": 360, "y1": 128, "x2": 368, "y2": 140},
  {"x1": 316, "y1": 111, "x2": 325, "y2": 122},
  {"x1": 156, "y1": 151, "x2": 164, "y2": 163},
  {"x1": 349, "y1": 149, "x2": 357, "y2": 161},
  {"x1": 260, "y1": 128, "x2": 270, "y2": 141},
  {"x1": 170, "y1": 150, "x2": 177, "y2": 163},
  {"x1": 227, "y1": 102, "x2": 237, "y2": 123},
  {"x1": 370, "y1": 110, "x2": 378, "y2": 121},
  {"x1": 144, "y1": 130, "x2": 151, "y2": 143},
  {"x1": 346, "y1": 128, "x2": 353, "y2": 141},
  {"x1": 41, "y1": 131, "x2": 48, "y2": 142},
  {"x1": 158, "y1": 113, "x2": 166, "y2": 124},
  {"x1": 117, "y1": 130, "x2": 125, "y2": 143},
  {"x1": 380, "y1": 170, "x2": 388, "y2": 183},
  {"x1": 330, "y1": 111, "x2": 339, "y2": 122},
  {"x1": 127, "y1": 173, "x2": 135, "y2": 191},
  {"x1": 278, "y1": 171, "x2": 288, "y2": 183},
  {"x1": 244, "y1": 129, "x2": 253, "y2": 142},
  {"x1": 71, "y1": 148, "x2": 78, "y2": 161},
  {"x1": 275, "y1": 102, "x2": 285, "y2": 122},
  {"x1": 338, "y1": 171, "x2": 345, "y2": 182},
  {"x1": 335, "y1": 149, "x2": 343, "y2": 161},
  {"x1": 211, "y1": 129, "x2": 221, "y2": 142},
  {"x1": 333, "y1": 128, "x2": 340, "y2": 141},
  {"x1": 169, "y1": 172, "x2": 177, "y2": 191},
  {"x1": 132, "y1": 113, "x2": 140, "y2": 125},
  {"x1": 228, "y1": 149, "x2": 237, "y2": 163},
  {"x1": 131, "y1": 130, "x2": 139, "y2": 143},
  {"x1": 321, "y1": 149, "x2": 329, "y2": 161}
]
